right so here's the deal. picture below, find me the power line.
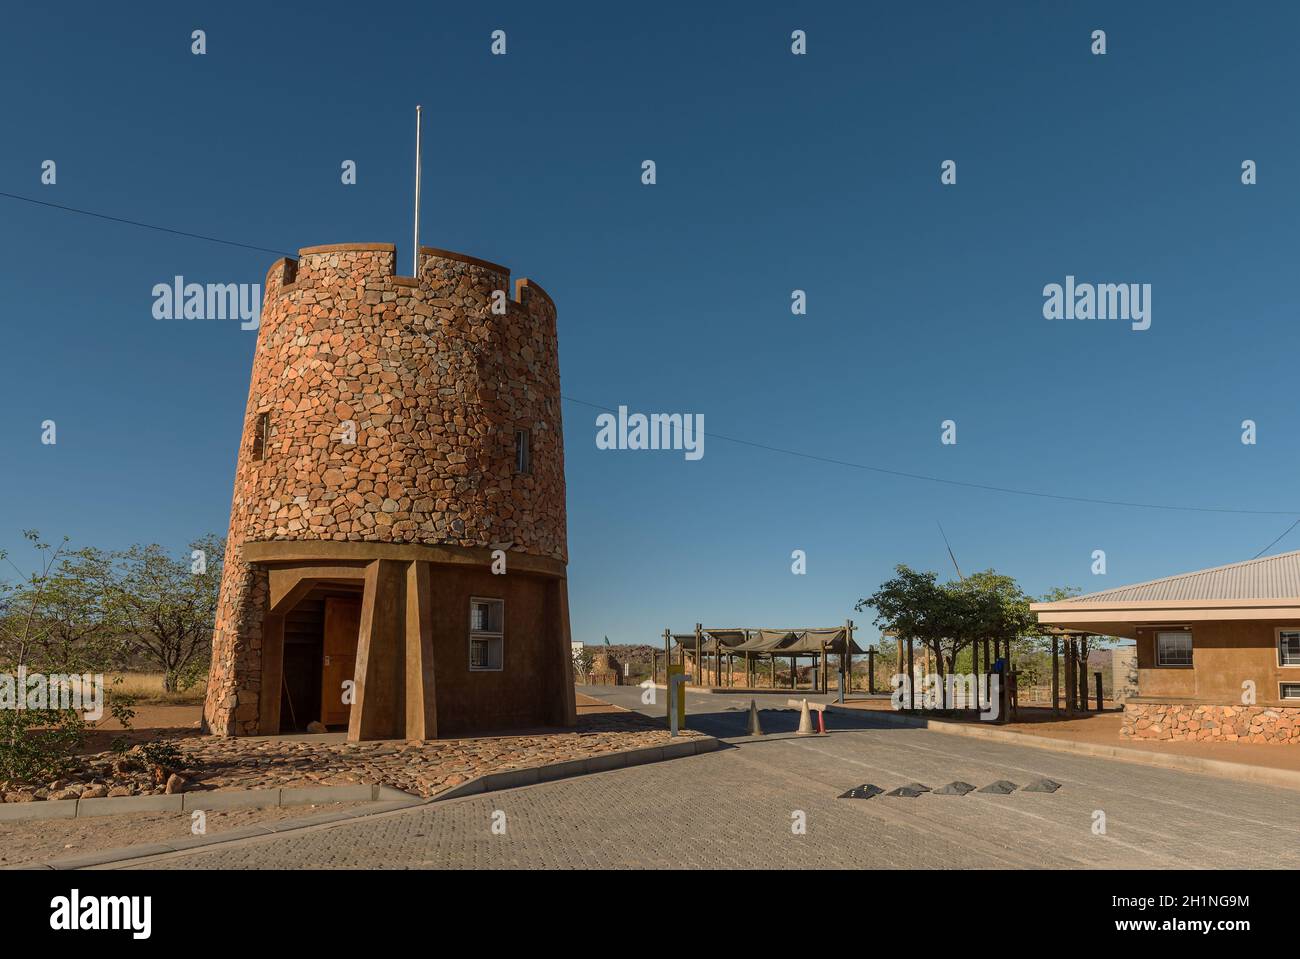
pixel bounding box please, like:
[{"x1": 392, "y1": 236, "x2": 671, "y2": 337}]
[
  {"x1": 1253, "y1": 519, "x2": 1300, "y2": 558},
  {"x1": 0, "y1": 191, "x2": 294, "y2": 257},
  {"x1": 5, "y1": 189, "x2": 1294, "y2": 519},
  {"x1": 562, "y1": 396, "x2": 1300, "y2": 517}
]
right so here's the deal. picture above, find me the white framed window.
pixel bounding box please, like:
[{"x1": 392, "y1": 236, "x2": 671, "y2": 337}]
[
  {"x1": 1156, "y1": 630, "x2": 1193, "y2": 667},
  {"x1": 469, "y1": 597, "x2": 504, "y2": 671},
  {"x1": 1281, "y1": 683, "x2": 1300, "y2": 700},
  {"x1": 1278, "y1": 630, "x2": 1300, "y2": 667}
]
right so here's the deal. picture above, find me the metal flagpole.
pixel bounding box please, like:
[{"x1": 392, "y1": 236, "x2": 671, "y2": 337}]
[{"x1": 413, "y1": 105, "x2": 422, "y2": 276}]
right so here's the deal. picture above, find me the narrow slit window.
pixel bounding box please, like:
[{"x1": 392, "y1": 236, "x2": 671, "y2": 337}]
[
  {"x1": 1282, "y1": 683, "x2": 1300, "y2": 700},
  {"x1": 252, "y1": 412, "x2": 270, "y2": 461},
  {"x1": 515, "y1": 428, "x2": 531, "y2": 474}
]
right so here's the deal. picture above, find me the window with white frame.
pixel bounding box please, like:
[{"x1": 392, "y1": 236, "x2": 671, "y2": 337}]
[
  {"x1": 469, "y1": 598, "x2": 504, "y2": 671},
  {"x1": 1156, "y1": 630, "x2": 1193, "y2": 666},
  {"x1": 1279, "y1": 630, "x2": 1300, "y2": 667},
  {"x1": 1281, "y1": 683, "x2": 1300, "y2": 700}
]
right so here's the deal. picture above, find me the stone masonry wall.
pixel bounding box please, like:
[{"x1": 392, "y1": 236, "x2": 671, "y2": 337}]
[
  {"x1": 1121, "y1": 701, "x2": 1300, "y2": 744},
  {"x1": 204, "y1": 243, "x2": 566, "y2": 735}
]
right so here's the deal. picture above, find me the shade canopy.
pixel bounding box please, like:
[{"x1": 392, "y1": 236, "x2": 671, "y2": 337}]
[{"x1": 673, "y1": 627, "x2": 863, "y2": 656}]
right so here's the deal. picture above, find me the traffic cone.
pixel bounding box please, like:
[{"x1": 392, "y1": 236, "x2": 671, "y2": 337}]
[
  {"x1": 746, "y1": 699, "x2": 764, "y2": 736},
  {"x1": 796, "y1": 698, "x2": 814, "y2": 735}
]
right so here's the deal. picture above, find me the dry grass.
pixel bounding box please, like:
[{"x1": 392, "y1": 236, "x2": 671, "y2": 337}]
[{"x1": 105, "y1": 671, "x2": 208, "y2": 705}]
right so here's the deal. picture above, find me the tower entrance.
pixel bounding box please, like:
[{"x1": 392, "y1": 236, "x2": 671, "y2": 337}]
[{"x1": 278, "y1": 585, "x2": 362, "y2": 732}]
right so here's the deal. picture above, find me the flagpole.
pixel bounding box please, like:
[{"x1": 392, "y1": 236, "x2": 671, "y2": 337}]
[{"x1": 413, "y1": 105, "x2": 422, "y2": 276}]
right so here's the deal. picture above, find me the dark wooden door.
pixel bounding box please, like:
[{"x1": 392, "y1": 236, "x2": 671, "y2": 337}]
[{"x1": 321, "y1": 598, "x2": 361, "y2": 727}]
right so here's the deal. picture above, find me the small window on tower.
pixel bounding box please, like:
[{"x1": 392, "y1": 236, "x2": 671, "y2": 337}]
[
  {"x1": 252, "y1": 413, "x2": 270, "y2": 461},
  {"x1": 515, "y1": 428, "x2": 531, "y2": 474}
]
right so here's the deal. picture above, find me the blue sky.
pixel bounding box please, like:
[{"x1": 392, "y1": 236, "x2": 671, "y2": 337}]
[{"x1": 3, "y1": 2, "x2": 1299, "y2": 647}]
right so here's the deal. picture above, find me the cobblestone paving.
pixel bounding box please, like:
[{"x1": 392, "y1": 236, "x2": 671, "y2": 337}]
[{"x1": 123, "y1": 719, "x2": 1300, "y2": 869}]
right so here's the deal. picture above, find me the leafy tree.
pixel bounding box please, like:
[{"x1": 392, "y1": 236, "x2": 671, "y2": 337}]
[
  {"x1": 0, "y1": 532, "x2": 90, "y2": 781},
  {"x1": 859, "y1": 565, "x2": 1037, "y2": 709},
  {"x1": 106, "y1": 534, "x2": 223, "y2": 692},
  {"x1": 857, "y1": 565, "x2": 965, "y2": 706},
  {"x1": 3, "y1": 547, "x2": 120, "y2": 673}
]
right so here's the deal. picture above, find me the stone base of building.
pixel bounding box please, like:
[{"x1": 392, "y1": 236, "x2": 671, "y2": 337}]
[{"x1": 1121, "y1": 700, "x2": 1300, "y2": 743}]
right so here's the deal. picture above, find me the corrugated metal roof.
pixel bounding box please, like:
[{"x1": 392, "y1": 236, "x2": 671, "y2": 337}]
[{"x1": 1060, "y1": 549, "x2": 1300, "y2": 604}]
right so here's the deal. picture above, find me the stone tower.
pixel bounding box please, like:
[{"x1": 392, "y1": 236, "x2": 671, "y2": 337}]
[{"x1": 203, "y1": 243, "x2": 575, "y2": 740}]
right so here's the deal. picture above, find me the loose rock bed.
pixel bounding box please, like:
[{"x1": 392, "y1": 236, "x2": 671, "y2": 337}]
[{"x1": 1, "y1": 712, "x2": 699, "y2": 802}]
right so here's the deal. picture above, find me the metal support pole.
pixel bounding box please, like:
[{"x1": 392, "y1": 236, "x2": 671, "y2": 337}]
[
  {"x1": 412, "y1": 105, "x2": 422, "y2": 276},
  {"x1": 1052, "y1": 635, "x2": 1060, "y2": 715}
]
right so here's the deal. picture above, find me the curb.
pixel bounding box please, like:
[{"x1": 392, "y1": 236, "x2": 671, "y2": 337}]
[
  {"x1": 826, "y1": 704, "x2": 1300, "y2": 791},
  {"x1": 435, "y1": 735, "x2": 721, "y2": 800},
  {"x1": 14, "y1": 735, "x2": 722, "y2": 870},
  {"x1": 14, "y1": 797, "x2": 424, "y2": 870},
  {"x1": 0, "y1": 783, "x2": 415, "y2": 824}
]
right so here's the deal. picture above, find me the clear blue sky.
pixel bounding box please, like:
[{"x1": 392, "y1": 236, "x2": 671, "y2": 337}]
[{"x1": 3, "y1": 2, "x2": 1299, "y2": 648}]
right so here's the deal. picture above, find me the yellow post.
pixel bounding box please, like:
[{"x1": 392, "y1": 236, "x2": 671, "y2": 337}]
[{"x1": 667, "y1": 663, "x2": 686, "y2": 729}]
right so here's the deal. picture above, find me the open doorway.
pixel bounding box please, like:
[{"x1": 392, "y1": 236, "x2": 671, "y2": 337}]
[{"x1": 279, "y1": 585, "x2": 363, "y2": 732}]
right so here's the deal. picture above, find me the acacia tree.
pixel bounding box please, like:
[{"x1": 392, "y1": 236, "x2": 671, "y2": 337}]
[
  {"x1": 961, "y1": 570, "x2": 1036, "y2": 659},
  {"x1": 13, "y1": 547, "x2": 120, "y2": 673},
  {"x1": 0, "y1": 532, "x2": 95, "y2": 781},
  {"x1": 106, "y1": 534, "x2": 223, "y2": 692},
  {"x1": 858, "y1": 565, "x2": 967, "y2": 707},
  {"x1": 860, "y1": 565, "x2": 1037, "y2": 710}
]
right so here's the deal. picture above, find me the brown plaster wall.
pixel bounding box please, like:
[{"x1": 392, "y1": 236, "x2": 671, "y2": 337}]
[
  {"x1": 425, "y1": 566, "x2": 559, "y2": 735},
  {"x1": 1135, "y1": 620, "x2": 1300, "y2": 706}
]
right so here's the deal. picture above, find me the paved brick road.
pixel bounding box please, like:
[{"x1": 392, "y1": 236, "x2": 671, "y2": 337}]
[{"x1": 116, "y1": 688, "x2": 1300, "y2": 869}]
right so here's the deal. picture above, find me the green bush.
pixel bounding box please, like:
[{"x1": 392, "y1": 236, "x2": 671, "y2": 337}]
[
  {"x1": 134, "y1": 739, "x2": 184, "y2": 771},
  {"x1": 0, "y1": 708, "x2": 85, "y2": 784}
]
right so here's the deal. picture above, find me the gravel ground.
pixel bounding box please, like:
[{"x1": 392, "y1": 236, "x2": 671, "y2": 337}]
[{"x1": 2, "y1": 697, "x2": 695, "y2": 804}]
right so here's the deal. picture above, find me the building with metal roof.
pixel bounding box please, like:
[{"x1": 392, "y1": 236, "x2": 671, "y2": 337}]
[{"x1": 1031, "y1": 551, "x2": 1300, "y2": 745}]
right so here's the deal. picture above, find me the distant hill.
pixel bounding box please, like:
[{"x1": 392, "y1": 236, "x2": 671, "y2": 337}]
[{"x1": 581, "y1": 643, "x2": 657, "y2": 667}]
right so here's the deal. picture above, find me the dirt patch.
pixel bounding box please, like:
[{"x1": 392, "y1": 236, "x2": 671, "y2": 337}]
[
  {"x1": 79, "y1": 703, "x2": 204, "y2": 754},
  {"x1": 0, "y1": 802, "x2": 366, "y2": 869}
]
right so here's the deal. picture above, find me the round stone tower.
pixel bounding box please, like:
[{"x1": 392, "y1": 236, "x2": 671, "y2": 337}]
[{"x1": 203, "y1": 243, "x2": 575, "y2": 740}]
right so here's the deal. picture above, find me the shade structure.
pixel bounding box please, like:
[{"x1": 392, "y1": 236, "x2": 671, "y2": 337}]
[{"x1": 673, "y1": 627, "x2": 863, "y2": 655}]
